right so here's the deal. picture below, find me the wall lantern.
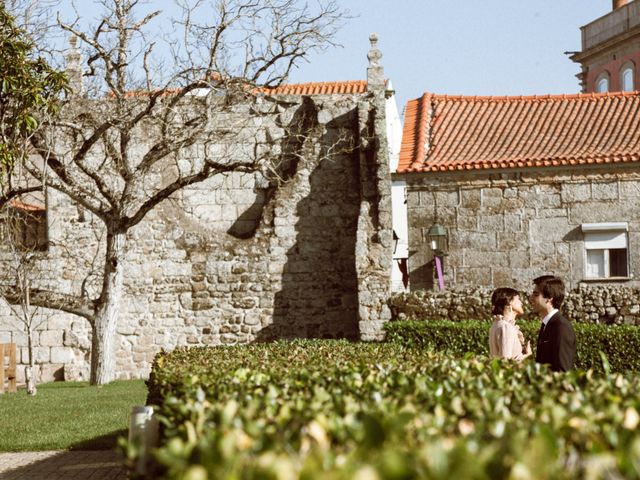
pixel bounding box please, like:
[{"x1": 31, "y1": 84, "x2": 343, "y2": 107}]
[{"x1": 427, "y1": 222, "x2": 447, "y2": 256}]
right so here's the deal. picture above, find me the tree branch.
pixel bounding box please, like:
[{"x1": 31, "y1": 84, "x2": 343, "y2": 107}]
[
  {"x1": 1, "y1": 286, "x2": 96, "y2": 322},
  {"x1": 28, "y1": 133, "x2": 111, "y2": 216},
  {"x1": 124, "y1": 158, "x2": 258, "y2": 228}
]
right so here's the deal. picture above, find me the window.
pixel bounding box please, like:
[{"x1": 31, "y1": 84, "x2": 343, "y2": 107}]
[
  {"x1": 1, "y1": 200, "x2": 48, "y2": 251},
  {"x1": 582, "y1": 223, "x2": 629, "y2": 279},
  {"x1": 595, "y1": 73, "x2": 610, "y2": 93},
  {"x1": 621, "y1": 63, "x2": 635, "y2": 91}
]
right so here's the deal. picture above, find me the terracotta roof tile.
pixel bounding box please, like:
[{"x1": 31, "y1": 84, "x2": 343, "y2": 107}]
[
  {"x1": 397, "y1": 91, "x2": 640, "y2": 173},
  {"x1": 8, "y1": 199, "x2": 46, "y2": 212},
  {"x1": 119, "y1": 88, "x2": 183, "y2": 98},
  {"x1": 118, "y1": 80, "x2": 368, "y2": 98},
  {"x1": 257, "y1": 80, "x2": 368, "y2": 95}
]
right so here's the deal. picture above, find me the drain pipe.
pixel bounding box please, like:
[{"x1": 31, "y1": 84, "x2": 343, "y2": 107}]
[{"x1": 128, "y1": 406, "x2": 159, "y2": 476}]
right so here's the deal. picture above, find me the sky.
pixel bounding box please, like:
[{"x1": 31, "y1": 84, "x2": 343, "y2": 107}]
[{"x1": 57, "y1": 1, "x2": 614, "y2": 117}]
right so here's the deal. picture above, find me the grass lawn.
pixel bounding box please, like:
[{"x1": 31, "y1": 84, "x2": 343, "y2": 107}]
[{"x1": 0, "y1": 379, "x2": 147, "y2": 452}]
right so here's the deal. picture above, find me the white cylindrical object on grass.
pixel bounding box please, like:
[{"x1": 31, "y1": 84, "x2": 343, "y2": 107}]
[{"x1": 129, "y1": 405, "x2": 159, "y2": 475}]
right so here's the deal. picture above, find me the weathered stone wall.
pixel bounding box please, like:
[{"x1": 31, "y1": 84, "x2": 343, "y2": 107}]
[
  {"x1": 0, "y1": 88, "x2": 392, "y2": 382},
  {"x1": 389, "y1": 285, "x2": 640, "y2": 326},
  {"x1": 404, "y1": 167, "x2": 640, "y2": 291}
]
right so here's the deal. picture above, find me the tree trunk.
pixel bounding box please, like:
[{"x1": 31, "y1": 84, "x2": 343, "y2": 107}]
[
  {"x1": 25, "y1": 323, "x2": 36, "y2": 395},
  {"x1": 90, "y1": 230, "x2": 126, "y2": 385},
  {"x1": 25, "y1": 366, "x2": 36, "y2": 395},
  {"x1": 21, "y1": 271, "x2": 37, "y2": 395}
]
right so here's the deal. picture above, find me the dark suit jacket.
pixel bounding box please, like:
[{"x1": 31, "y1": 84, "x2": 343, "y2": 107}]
[{"x1": 535, "y1": 311, "x2": 576, "y2": 372}]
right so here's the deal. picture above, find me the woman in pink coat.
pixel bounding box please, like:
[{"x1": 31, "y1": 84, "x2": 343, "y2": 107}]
[{"x1": 489, "y1": 287, "x2": 532, "y2": 362}]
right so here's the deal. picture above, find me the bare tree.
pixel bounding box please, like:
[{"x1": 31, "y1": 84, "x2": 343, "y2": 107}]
[
  {"x1": 2, "y1": 0, "x2": 347, "y2": 384},
  {"x1": 0, "y1": 202, "x2": 50, "y2": 395},
  {"x1": 5, "y1": 0, "x2": 61, "y2": 42}
]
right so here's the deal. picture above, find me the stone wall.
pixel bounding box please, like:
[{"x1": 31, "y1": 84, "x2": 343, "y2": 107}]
[
  {"x1": 0, "y1": 87, "x2": 392, "y2": 382},
  {"x1": 389, "y1": 284, "x2": 640, "y2": 325},
  {"x1": 404, "y1": 167, "x2": 640, "y2": 291},
  {"x1": 356, "y1": 37, "x2": 394, "y2": 340}
]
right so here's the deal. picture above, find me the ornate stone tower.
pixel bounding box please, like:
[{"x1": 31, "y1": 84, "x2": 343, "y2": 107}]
[{"x1": 571, "y1": 0, "x2": 640, "y2": 93}]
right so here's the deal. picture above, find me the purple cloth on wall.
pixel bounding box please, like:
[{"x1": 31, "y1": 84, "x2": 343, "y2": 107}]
[{"x1": 435, "y1": 256, "x2": 445, "y2": 290}]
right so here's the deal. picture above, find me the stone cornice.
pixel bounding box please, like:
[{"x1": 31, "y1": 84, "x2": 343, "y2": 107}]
[{"x1": 571, "y1": 25, "x2": 640, "y2": 64}]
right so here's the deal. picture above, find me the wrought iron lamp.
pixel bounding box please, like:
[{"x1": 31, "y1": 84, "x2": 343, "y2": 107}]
[
  {"x1": 428, "y1": 222, "x2": 447, "y2": 290},
  {"x1": 427, "y1": 222, "x2": 447, "y2": 256}
]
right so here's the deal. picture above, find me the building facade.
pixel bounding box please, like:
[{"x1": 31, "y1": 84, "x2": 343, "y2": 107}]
[{"x1": 396, "y1": 92, "x2": 640, "y2": 292}]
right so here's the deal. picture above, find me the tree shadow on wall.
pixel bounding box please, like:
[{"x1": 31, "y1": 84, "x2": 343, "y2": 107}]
[
  {"x1": 226, "y1": 98, "x2": 307, "y2": 240},
  {"x1": 256, "y1": 99, "x2": 360, "y2": 341},
  {"x1": 226, "y1": 199, "x2": 266, "y2": 239}
]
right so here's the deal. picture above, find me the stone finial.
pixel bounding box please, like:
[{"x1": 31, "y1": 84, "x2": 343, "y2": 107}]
[
  {"x1": 367, "y1": 33, "x2": 385, "y2": 92},
  {"x1": 65, "y1": 35, "x2": 84, "y2": 97},
  {"x1": 367, "y1": 33, "x2": 382, "y2": 68}
]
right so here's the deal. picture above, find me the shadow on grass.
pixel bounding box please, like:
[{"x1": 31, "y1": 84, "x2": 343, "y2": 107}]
[
  {"x1": 0, "y1": 450, "x2": 127, "y2": 479},
  {"x1": 42, "y1": 382, "x2": 92, "y2": 389},
  {"x1": 69, "y1": 429, "x2": 128, "y2": 451}
]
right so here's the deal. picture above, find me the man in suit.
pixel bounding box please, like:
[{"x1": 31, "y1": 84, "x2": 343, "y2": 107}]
[{"x1": 530, "y1": 275, "x2": 576, "y2": 372}]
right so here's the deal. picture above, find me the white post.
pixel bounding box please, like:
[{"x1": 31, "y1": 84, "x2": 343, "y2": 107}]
[{"x1": 128, "y1": 405, "x2": 159, "y2": 475}]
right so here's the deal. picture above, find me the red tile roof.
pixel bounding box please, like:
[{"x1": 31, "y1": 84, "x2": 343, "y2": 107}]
[
  {"x1": 8, "y1": 199, "x2": 46, "y2": 212},
  {"x1": 258, "y1": 80, "x2": 368, "y2": 95},
  {"x1": 398, "y1": 91, "x2": 640, "y2": 173},
  {"x1": 117, "y1": 80, "x2": 368, "y2": 98},
  {"x1": 119, "y1": 88, "x2": 182, "y2": 98}
]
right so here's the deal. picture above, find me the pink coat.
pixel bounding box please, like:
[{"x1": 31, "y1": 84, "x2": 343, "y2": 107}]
[{"x1": 489, "y1": 318, "x2": 527, "y2": 361}]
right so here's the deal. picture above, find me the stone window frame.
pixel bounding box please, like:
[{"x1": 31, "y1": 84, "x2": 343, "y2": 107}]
[
  {"x1": 581, "y1": 222, "x2": 630, "y2": 280},
  {"x1": 620, "y1": 62, "x2": 635, "y2": 92},
  {"x1": 595, "y1": 72, "x2": 610, "y2": 93}
]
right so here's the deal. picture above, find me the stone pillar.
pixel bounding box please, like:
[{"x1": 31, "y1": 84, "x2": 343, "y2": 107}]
[
  {"x1": 65, "y1": 36, "x2": 84, "y2": 97},
  {"x1": 356, "y1": 34, "x2": 393, "y2": 340}
]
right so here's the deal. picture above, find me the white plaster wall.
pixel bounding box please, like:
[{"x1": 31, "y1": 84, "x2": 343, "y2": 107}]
[
  {"x1": 391, "y1": 180, "x2": 409, "y2": 292},
  {"x1": 385, "y1": 86, "x2": 409, "y2": 291},
  {"x1": 385, "y1": 86, "x2": 403, "y2": 173}
]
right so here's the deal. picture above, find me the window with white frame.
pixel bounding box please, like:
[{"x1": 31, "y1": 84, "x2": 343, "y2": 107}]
[
  {"x1": 582, "y1": 223, "x2": 629, "y2": 279},
  {"x1": 621, "y1": 63, "x2": 635, "y2": 91},
  {"x1": 595, "y1": 73, "x2": 610, "y2": 93}
]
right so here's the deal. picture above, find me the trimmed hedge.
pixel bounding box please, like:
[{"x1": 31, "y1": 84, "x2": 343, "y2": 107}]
[
  {"x1": 137, "y1": 340, "x2": 640, "y2": 479},
  {"x1": 384, "y1": 319, "x2": 640, "y2": 373}
]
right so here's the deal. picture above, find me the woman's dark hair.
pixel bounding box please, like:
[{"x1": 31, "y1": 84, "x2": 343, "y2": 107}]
[{"x1": 491, "y1": 287, "x2": 520, "y2": 315}]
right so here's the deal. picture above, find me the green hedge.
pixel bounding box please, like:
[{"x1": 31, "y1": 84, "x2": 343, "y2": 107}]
[
  {"x1": 383, "y1": 319, "x2": 640, "y2": 373},
  {"x1": 137, "y1": 340, "x2": 640, "y2": 479}
]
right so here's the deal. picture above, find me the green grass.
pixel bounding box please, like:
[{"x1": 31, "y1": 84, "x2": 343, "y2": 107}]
[{"x1": 0, "y1": 379, "x2": 147, "y2": 452}]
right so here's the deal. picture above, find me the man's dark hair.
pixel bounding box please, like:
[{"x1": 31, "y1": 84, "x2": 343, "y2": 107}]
[
  {"x1": 533, "y1": 275, "x2": 565, "y2": 308},
  {"x1": 491, "y1": 287, "x2": 520, "y2": 315}
]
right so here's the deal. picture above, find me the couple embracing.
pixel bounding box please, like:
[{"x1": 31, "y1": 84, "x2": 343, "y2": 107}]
[{"x1": 489, "y1": 275, "x2": 576, "y2": 372}]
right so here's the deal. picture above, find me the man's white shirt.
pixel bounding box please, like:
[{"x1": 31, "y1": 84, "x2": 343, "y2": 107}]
[{"x1": 541, "y1": 308, "x2": 558, "y2": 327}]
